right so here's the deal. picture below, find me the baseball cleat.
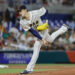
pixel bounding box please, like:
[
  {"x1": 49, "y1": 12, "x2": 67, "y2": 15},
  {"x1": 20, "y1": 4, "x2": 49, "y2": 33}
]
[
  {"x1": 63, "y1": 24, "x2": 70, "y2": 29},
  {"x1": 59, "y1": 24, "x2": 68, "y2": 34},
  {"x1": 20, "y1": 70, "x2": 33, "y2": 74}
]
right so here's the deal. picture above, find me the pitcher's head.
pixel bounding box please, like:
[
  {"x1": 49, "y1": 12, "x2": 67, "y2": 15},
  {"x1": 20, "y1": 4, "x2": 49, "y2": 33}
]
[{"x1": 17, "y1": 5, "x2": 27, "y2": 18}]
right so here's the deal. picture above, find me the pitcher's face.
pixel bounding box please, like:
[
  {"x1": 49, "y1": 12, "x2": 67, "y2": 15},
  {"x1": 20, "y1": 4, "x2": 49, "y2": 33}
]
[{"x1": 19, "y1": 9, "x2": 27, "y2": 18}]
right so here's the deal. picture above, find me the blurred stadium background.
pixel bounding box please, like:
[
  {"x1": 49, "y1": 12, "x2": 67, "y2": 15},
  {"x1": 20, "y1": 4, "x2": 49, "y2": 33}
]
[{"x1": 0, "y1": 0, "x2": 75, "y2": 74}]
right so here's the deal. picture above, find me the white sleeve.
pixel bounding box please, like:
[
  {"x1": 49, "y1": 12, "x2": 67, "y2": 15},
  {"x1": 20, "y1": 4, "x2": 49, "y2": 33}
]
[
  {"x1": 20, "y1": 20, "x2": 31, "y2": 31},
  {"x1": 33, "y1": 7, "x2": 46, "y2": 17}
]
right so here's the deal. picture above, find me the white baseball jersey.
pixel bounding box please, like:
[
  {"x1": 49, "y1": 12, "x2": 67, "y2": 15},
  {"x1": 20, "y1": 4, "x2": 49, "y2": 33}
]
[
  {"x1": 20, "y1": 7, "x2": 46, "y2": 32},
  {"x1": 19, "y1": 7, "x2": 68, "y2": 72}
]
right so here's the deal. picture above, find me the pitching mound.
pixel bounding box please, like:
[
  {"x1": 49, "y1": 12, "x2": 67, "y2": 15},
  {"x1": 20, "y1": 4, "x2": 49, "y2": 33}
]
[{"x1": 0, "y1": 64, "x2": 75, "y2": 75}]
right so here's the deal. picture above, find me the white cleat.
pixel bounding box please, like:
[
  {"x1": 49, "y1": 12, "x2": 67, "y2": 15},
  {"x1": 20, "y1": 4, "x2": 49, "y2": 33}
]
[{"x1": 59, "y1": 24, "x2": 68, "y2": 34}]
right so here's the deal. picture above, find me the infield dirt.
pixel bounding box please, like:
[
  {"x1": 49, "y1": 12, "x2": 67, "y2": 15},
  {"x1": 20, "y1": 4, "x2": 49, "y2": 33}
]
[{"x1": 0, "y1": 64, "x2": 75, "y2": 75}]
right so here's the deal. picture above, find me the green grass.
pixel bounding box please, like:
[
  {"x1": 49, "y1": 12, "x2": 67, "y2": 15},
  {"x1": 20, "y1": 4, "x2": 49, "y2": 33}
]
[
  {"x1": 0, "y1": 64, "x2": 75, "y2": 74},
  {"x1": 37, "y1": 64, "x2": 75, "y2": 66},
  {"x1": 0, "y1": 68, "x2": 60, "y2": 74},
  {"x1": 0, "y1": 69, "x2": 24, "y2": 74},
  {"x1": 1, "y1": 64, "x2": 75, "y2": 66}
]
